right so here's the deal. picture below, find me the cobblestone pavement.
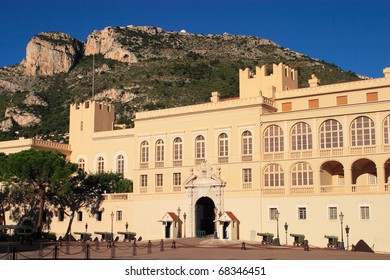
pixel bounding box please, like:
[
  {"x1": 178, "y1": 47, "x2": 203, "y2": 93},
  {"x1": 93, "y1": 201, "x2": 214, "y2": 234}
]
[{"x1": 1, "y1": 237, "x2": 390, "y2": 260}]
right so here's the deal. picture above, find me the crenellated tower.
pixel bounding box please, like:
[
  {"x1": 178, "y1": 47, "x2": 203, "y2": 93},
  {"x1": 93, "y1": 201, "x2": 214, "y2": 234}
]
[{"x1": 239, "y1": 63, "x2": 298, "y2": 99}]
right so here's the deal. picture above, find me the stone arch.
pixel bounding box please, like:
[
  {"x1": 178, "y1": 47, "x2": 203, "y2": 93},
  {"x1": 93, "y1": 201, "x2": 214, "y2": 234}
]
[
  {"x1": 195, "y1": 197, "x2": 216, "y2": 236},
  {"x1": 351, "y1": 158, "x2": 377, "y2": 185},
  {"x1": 320, "y1": 160, "x2": 344, "y2": 185}
]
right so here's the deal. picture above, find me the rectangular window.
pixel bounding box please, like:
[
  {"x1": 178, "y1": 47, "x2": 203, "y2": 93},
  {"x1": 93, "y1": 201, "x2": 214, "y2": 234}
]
[
  {"x1": 140, "y1": 175, "x2": 148, "y2": 187},
  {"x1": 309, "y1": 99, "x2": 319, "y2": 108},
  {"x1": 337, "y1": 96, "x2": 348, "y2": 106},
  {"x1": 269, "y1": 208, "x2": 279, "y2": 220},
  {"x1": 282, "y1": 102, "x2": 292, "y2": 112},
  {"x1": 96, "y1": 211, "x2": 102, "y2": 221},
  {"x1": 116, "y1": 210, "x2": 122, "y2": 221},
  {"x1": 156, "y1": 174, "x2": 163, "y2": 186},
  {"x1": 173, "y1": 173, "x2": 181, "y2": 186},
  {"x1": 77, "y1": 211, "x2": 83, "y2": 222},
  {"x1": 242, "y1": 168, "x2": 252, "y2": 183},
  {"x1": 328, "y1": 207, "x2": 338, "y2": 220},
  {"x1": 366, "y1": 92, "x2": 378, "y2": 102},
  {"x1": 58, "y1": 210, "x2": 65, "y2": 222},
  {"x1": 360, "y1": 206, "x2": 370, "y2": 220},
  {"x1": 298, "y1": 207, "x2": 307, "y2": 220}
]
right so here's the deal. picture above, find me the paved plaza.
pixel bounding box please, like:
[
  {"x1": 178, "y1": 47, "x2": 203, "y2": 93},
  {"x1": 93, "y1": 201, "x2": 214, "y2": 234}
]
[{"x1": 1, "y1": 237, "x2": 390, "y2": 260}]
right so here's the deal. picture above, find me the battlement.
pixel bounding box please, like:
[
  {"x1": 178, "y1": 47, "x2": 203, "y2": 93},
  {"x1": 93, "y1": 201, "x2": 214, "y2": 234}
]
[{"x1": 239, "y1": 63, "x2": 298, "y2": 99}]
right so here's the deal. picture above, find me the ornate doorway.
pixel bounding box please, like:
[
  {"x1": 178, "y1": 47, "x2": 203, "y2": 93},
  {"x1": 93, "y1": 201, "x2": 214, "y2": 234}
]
[{"x1": 195, "y1": 197, "x2": 215, "y2": 236}]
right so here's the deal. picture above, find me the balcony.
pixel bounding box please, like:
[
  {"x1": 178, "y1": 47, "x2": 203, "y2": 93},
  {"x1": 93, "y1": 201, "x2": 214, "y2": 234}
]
[{"x1": 261, "y1": 187, "x2": 285, "y2": 195}]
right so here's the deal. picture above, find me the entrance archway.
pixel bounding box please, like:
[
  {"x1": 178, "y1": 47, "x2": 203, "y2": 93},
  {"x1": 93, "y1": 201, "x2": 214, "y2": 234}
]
[{"x1": 195, "y1": 197, "x2": 215, "y2": 236}]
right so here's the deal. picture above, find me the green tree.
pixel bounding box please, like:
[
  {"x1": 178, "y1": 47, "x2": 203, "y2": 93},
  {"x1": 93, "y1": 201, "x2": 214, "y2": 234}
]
[
  {"x1": 49, "y1": 171, "x2": 132, "y2": 239},
  {"x1": 0, "y1": 149, "x2": 77, "y2": 233}
]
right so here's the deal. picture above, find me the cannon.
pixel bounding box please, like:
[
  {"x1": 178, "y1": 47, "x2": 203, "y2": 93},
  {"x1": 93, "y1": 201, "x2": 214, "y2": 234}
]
[
  {"x1": 257, "y1": 232, "x2": 274, "y2": 245},
  {"x1": 324, "y1": 235, "x2": 340, "y2": 248},
  {"x1": 290, "y1": 233, "x2": 306, "y2": 246}
]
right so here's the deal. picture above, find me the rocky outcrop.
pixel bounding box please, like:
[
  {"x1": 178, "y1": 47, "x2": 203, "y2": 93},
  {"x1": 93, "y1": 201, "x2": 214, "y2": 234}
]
[
  {"x1": 4, "y1": 107, "x2": 41, "y2": 128},
  {"x1": 21, "y1": 32, "x2": 83, "y2": 76},
  {"x1": 85, "y1": 27, "x2": 138, "y2": 64}
]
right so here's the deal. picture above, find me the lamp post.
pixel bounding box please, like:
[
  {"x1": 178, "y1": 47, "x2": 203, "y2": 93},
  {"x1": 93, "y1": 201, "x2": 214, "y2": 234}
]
[
  {"x1": 339, "y1": 212, "x2": 345, "y2": 250},
  {"x1": 183, "y1": 212, "x2": 187, "y2": 238},
  {"x1": 110, "y1": 211, "x2": 114, "y2": 245},
  {"x1": 177, "y1": 207, "x2": 181, "y2": 238},
  {"x1": 274, "y1": 210, "x2": 280, "y2": 246},
  {"x1": 85, "y1": 223, "x2": 88, "y2": 233},
  {"x1": 125, "y1": 222, "x2": 129, "y2": 232},
  {"x1": 345, "y1": 225, "x2": 350, "y2": 250},
  {"x1": 284, "y1": 222, "x2": 288, "y2": 245}
]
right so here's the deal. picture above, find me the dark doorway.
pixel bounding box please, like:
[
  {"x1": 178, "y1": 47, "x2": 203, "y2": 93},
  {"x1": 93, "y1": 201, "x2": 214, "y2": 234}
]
[
  {"x1": 165, "y1": 222, "x2": 171, "y2": 238},
  {"x1": 195, "y1": 197, "x2": 215, "y2": 236},
  {"x1": 223, "y1": 222, "x2": 229, "y2": 239}
]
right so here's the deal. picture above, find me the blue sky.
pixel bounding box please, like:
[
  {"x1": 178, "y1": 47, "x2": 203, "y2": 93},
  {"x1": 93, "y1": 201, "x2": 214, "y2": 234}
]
[{"x1": 0, "y1": 0, "x2": 389, "y2": 77}]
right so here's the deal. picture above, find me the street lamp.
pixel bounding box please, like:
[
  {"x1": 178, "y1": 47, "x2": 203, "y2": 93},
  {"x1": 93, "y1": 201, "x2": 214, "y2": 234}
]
[
  {"x1": 183, "y1": 212, "x2": 187, "y2": 238},
  {"x1": 274, "y1": 210, "x2": 280, "y2": 246},
  {"x1": 284, "y1": 222, "x2": 288, "y2": 245},
  {"x1": 125, "y1": 222, "x2": 129, "y2": 232},
  {"x1": 110, "y1": 211, "x2": 114, "y2": 245},
  {"x1": 177, "y1": 207, "x2": 181, "y2": 238},
  {"x1": 339, "y1": 212, "x2": 345, "y2": 250},
  {"x1": 345, "y1": 225, "x2": 350, "y2": 250},
  {"x1": 85, "y1": 223, "x2": 88, "y2": 233}
]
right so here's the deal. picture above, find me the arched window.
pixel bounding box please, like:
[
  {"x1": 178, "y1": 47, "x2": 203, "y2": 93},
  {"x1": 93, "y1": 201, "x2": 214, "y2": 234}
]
[
  {"x1": 218, "y1": 133, "x2": 229, "y2": 157},
  {"x1": 264, "y1": 125, "x2": 284, "y2": 153},
  {"x1": 173, "y1": 137, "x2": 183, "y2": 161},
  {"x1": 116, "y1": 155, "x2": 124, "y2": 174},
  {"x1": 264, "y1": 164, "x2": 284, "y2": 187},
  {"x1": 291, "y1": 162, "x2": 313, "y2": 186},
  {"x1": 319, "y1": 119, "x2": 343, "y2": 149},
  {"x1": 291, "y1": 122, "x2": 312, "y2": 151},
  {"x1": 140, "y1": 141, "x2": 149, "y2": 163},
  {"x1": 155, "y1": 139, "x2": 164, "y2": 162},
  {"x1": 97, "y1": 156, "x2": 104, "y2": 173},
  {"x1": 241, "y1": 131, "x2": 252, "y2": 155},
  {"x1": 78, "y1": 158, "x2": 85, "y2": 171},
  {"x1": 383, "y1": 115, "x2": 390, "y2": 145},
  {"x1": 351, "y1": 116, "x2": 375, "y2": 146},
  {"x1": 195, "y1": 135, "x2": 205, "y2": 159}
]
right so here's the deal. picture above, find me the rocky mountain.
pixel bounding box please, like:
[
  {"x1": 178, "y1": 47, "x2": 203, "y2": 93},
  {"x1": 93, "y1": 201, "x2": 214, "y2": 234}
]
[{"x1": 0, "y1": 25, "x2": 361, "y2": 142}]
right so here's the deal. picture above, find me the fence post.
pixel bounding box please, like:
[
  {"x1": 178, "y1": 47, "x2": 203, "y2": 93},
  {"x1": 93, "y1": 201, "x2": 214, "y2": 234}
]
[
  {"x1": 241, "y1": 242, "x2": 246, "y2": 250},
  {"x1": 66, "y1": 241, "x2": 70, "y2": 254},
  {"x1": 160, "y1": 239, "x2": 164, "y2": 251},
  {"x1": 147, "y1": 240, "x2": 152, "y2": 253},
  {"x1": 171, "y1": 240, "x2": 176, "y2": 249},
  {"x1": 53, "y1": 245, "x2": 59, "y2": 259},
  {"x1": 12, "y1": 247, "x2": 17, "y2": 260},
  {"x1": 39, "y1": 243, "x2": 43, "y2": 257},
  {"x1": 132, "y1": 240, "x2": 137, "y2": 256},
  {"x1": 111, "y1": 244, "x2": 116, "y2": 259},
  {"x1": 85, "y1": 244, "x2": 90, "y2": 260}
]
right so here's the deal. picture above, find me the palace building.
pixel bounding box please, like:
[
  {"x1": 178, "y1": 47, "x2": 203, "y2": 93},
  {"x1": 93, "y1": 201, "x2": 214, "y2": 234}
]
[{"x1": 2, "y1": 63, "x2": 390, "y2": 252}]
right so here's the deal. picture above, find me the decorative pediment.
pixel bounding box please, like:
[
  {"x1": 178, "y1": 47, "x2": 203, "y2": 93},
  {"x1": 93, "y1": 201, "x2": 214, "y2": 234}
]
[
  {"x1": 159, "y1": 212, "x2": 180, "y2": 223},
  {"x1": 216, "y1": 211, "x2": 239, "y2": 222},
  {"x1": 184, "y1": 161, "x2": 226, "y2": 188}
]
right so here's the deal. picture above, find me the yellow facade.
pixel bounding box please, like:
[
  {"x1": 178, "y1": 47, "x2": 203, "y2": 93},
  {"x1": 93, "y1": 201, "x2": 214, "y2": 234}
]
[{"x1": 2, "y1": 63, "x2": 390, "y2": 252}]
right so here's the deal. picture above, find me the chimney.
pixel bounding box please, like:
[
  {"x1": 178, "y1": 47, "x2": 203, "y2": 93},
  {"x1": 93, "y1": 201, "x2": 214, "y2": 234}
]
[
  {"x1": 210, "y1": 91, "x2": 220, "y2": 103},
  {"x1": 384, "y1": 67, "x2": 390, "y2": 78},
  {"x1": 308, "y1": 74, "x2": 321, "y2": 87}
]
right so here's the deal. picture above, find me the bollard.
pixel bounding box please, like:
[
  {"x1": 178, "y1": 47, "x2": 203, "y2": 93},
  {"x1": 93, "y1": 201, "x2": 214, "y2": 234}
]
[
  {"x1": 53, "y1": 245, "x2": 59, "y2": 259},
  {"x1": 147, "y1": 240, "x2": 152, "y2": 253},
  {"x1": 85, "y1": 244, "x2": 90, "y2": 260},
  {"x1": 66, "y1": 241, "x2": 70, "y2": 254},
  {"x1": 132, "y1": 240, "x2": 137, "y2": 256},
  {"x1": 95, "y1": 239, "x2": 100, "y2": 250},
  {"x1": 160, "y1": 239, "x2": 164, "y2": 251},
  {"x1": 12, "y1": 247, "x2": 17, "y2": 260},
  {"x1": 241, "y1": 242, "x2": 246, "y2": 250},
  {"x1": 111, "y1": 243, "x2": 116, "y2": 259},
  {"x1": 171, "y1": 240, "x2": 176, "y2": 249},
  {"x1": 39, "y1": 243, "x2": 44, "y2": 257}
]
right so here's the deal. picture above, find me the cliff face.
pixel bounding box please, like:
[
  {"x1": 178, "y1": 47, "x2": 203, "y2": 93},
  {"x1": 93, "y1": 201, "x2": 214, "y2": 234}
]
[
  {"x1": 21, "y1": 32, "x2": 83, "y2": 76},
  {"x1": 85, "y1": 27, "x2": 138, "y2": 64}
]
